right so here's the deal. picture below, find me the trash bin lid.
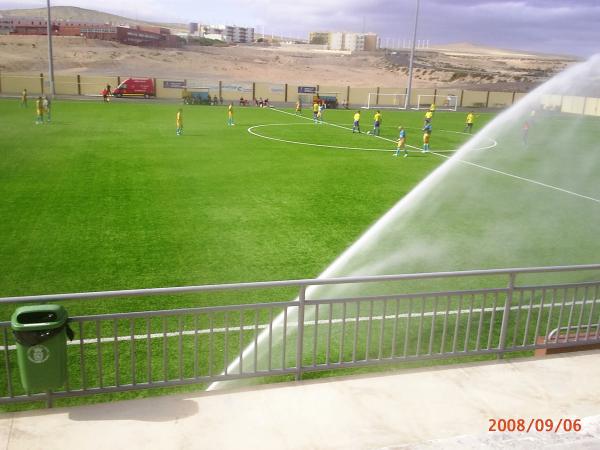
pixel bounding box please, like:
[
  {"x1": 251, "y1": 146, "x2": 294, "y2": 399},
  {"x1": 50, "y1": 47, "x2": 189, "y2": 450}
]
[{"x1": 11, "y1": 304, "x2": 68, "y2": 331}]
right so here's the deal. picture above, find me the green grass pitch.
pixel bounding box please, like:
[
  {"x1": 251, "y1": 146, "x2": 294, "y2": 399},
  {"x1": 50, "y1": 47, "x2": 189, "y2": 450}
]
[
  {"x1": 0, "y1": 99, "x2": 493, "y2": 315},
  {"x1": 3, "y1": 98, "x2": 600, "y2": 409},
  {"x1": 0, "y1": 99, "x2": 505, "y2": 409}
]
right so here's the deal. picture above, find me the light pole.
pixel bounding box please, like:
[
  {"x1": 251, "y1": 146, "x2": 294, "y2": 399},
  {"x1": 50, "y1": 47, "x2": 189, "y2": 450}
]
[
  {"x1": 404, "y1": 0, "x2": 420, "y2": 110},
  {"x1": 46, "y1": 0, "x2": 56, "y2": 97}
]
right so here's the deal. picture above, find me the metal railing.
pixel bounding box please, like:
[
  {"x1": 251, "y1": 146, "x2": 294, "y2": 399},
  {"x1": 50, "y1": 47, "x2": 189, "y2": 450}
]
[{"x1": 1, "y1": 264, "x2": 599, "y2": 406}]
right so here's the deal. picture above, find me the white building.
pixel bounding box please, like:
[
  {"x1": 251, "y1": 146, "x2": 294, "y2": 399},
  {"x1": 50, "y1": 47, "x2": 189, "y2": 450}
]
[
  {"x1": 196, "y1": 24, "x2": 254, "y2": 43},
  {"x1": 311, "y1": 31, "x2": 379, "y2": 52},
  {"x1": 328, "y1": 32, "x2": 344, "y2": 51},
  {"x1": 225, "y1": 26, "x2": 254, "y2": 44}
]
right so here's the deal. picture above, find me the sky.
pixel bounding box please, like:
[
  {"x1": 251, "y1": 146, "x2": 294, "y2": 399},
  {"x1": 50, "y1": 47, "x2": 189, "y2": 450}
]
[{"x1": 1, "y1": 0, "x2": 599, "y2": 57}]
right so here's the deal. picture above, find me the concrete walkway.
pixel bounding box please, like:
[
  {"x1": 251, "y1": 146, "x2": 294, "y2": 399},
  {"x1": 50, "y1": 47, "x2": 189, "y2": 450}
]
[{"x1": 1, "y1": 351, "x2": 600, "y2": 449}]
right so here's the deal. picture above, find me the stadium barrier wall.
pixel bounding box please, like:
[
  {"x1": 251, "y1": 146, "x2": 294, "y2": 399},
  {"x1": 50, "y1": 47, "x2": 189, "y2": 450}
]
[
  {"x1": 79, "y1": 75, "x2": 119, "y2": 96},
  {"x1": 155, "y1": 79, "x2": 186, "y2": 99},
  {"x1": 2, "y1": 73, "x2": 600, "y2": 116},
  {"x1": 461, "y1": 90, "x2": 489, "y2": 108},
  {"x1": 316, "y1": 84, "x2": 343, "y2": 104},
  {"x1": 410, "y1": 88, "x2": 435, "y2": 106},
  {"x1": 513, "y1": 92, "x2": 527, "y2": 103},
  {"x1": 255, "y1": 82, "x2": 286, "y2": 103},
  {"x1": 54, "y1": 75, "x2": 79, "y2": 95},
  {"x1": 348, "y1": 87, "x2": 373, "y2": 107},
  {"x1": 584, "y1": 97, "x2": 600, "y2": 116},
  {"x1": 561, "y1": 95, "x2": 586, "y2": 115},
  {"x1": 377, "y1": 87, "x2": 406, "y2": 106},
  {"x1": 488, "y1": 91, "x2": 514, "y2": 108},
  {"x1": 0, "y1": 73, "x2": 44, "y2": 95}
]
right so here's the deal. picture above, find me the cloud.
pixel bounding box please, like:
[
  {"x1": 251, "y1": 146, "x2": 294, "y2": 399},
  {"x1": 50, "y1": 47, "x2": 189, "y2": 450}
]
[{"x1": 1, "y1": 0, "x2": 598, "y2": 56}]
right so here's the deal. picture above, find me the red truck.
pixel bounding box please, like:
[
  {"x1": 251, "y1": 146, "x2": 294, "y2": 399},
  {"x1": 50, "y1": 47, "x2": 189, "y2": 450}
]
[{"x1": 112, "y1": 78, "x2": 155, "y2": 98}]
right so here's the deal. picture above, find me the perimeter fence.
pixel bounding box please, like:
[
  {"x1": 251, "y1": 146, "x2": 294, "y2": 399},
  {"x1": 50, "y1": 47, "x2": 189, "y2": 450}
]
[{"x1": 1, "y1": 264, "x2": 599, "y2": 407}]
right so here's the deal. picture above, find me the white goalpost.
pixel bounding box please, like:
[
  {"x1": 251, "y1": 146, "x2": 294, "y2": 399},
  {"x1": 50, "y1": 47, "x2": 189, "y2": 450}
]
[
  {"x1": 363, "y1": 93, "x2": 408, "y2": 110},
  {"x1": 413, "y1": 93, "x2": 459, "y2": 111}
]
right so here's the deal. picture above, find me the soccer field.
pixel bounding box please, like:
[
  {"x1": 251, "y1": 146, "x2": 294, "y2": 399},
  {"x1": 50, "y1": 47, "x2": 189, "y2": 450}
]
[
  {"x1": 0, "y1": 99, "x2": 493, "y2": 315},
  {"x1": 2, "y1": 98, "x2": 600, "y2": 409}
]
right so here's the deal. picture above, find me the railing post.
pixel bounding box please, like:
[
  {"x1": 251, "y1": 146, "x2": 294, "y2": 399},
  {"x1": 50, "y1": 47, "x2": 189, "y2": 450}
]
[
  {"x1": 46, "y1": 390, "x2": 53, "y2": 408},
  {"x1": 498, "y1": 273, "x2": 516, "y2": 359},
  {"x1": 295, "y1": 285, "x2": 306, "y2": 381}
]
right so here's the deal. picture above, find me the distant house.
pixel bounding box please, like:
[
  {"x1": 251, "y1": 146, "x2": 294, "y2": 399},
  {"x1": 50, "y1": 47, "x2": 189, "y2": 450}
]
[
  {"x1": 195, "y1": 24, "x2": 254, "y2": 43},
  {"x1": 3, "y1": 16, "x2": 183, "y2": 48}
]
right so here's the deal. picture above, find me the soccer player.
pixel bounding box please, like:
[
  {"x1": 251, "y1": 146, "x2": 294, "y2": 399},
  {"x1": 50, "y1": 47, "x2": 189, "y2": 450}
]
[
  {"x1": 422, "y1": 123, "x2": 432, "y2": 153},
  {"x1": 227, "y1": 103, "x2": 235, "y2": 126},
  {"x1": 42, "y1": 95, "x2": 51, "y2": 122},
  {"x1": 464, "y1": 111, "x2": 477, "y2": 133},
  {"x1": 312, "y1": 102, "x2": 319, "y2": 123},
  {"x1": 21, "y1": 89, "x2": 28, "y2": 108},
  {"x1": 394, "y1": 126, "x2": 408, "y2": 157},
  {"x1": 35, "y1": 96, "x2": 44, "y2": 124},
  {"x1": 317, "y1": 103, "x2": 325, "y2": 123},
  {"x1": 176, "y1": 108, "x2": 183, "y2": 135},
  {"x1": 372, "y1": 110, "x2": 382, "y2": 135},
  {"x1": 424, "y1": 109, "x2": 433, "y2": 126},
  {"x1": 352, "y1": 110, "x2": 361, "y2": 133},
  {"x1": 295, "y1": 99, "x2": 302, "y2": 114}
]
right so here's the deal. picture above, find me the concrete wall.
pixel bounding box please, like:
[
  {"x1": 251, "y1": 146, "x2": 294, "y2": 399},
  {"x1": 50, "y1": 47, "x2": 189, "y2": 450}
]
[
  {"x1": 541, "y1": 94, "x2": 562, "y2": 110},
  {"x1": 79, "y1": 75, "x2": 119, "y2": 96},
  {"x1": 318, "y1": 85, "x2": 345, "y2": 103},
  {"x1": 1, "y1": 73, "x2": 43, "y2": 94},
  {"x1": 513, "y1": 92, "x2": 527, "y2": 103},
  {"x1": 410, "y1": 88, "x2": 435, "y2": 106},
  {"x1": 156, "y1": 79, "x2": 186, "y2": 99},
  {"x1": 561, "y1": 95, "x2": 586, "y2": 114},
  {"x1": 375, "y1": 87, "x2": 407, "y2": 107},
  {"x1": 584, "y1": 97, "x2": 600, "y2": 116},
  {"x1": 3, "y1": 72, "x2": 600, "y2": 117},
  {"x1": 461, "y1": 90, "x2": 488, "y2": 108},
  {"x1": 54, "y1": 75, "x2": 79, "y2": 95},
  {"x1": 488, "y1": 91, "x2": 514, "y2": 108},
  {"x1": 348, "y1": 87, "x2": 375, "y2": 108}
]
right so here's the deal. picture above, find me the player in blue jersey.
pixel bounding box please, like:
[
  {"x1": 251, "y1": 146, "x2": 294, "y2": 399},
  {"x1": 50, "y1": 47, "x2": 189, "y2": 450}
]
[{"x1": 394, "y1": 126, "x2": 408, "y2": 157}]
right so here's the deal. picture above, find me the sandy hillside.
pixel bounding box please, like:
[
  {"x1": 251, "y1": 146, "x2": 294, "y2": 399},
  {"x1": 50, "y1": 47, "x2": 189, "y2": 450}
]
[{"x1": 0, "y1": 35, "x2": 578, "y2": 91}]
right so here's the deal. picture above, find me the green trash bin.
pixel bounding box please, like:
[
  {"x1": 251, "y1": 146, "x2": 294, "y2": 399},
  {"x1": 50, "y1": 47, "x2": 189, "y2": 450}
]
[{"x1": 11, "y1": 305, "x2": 72, "y2": 393}]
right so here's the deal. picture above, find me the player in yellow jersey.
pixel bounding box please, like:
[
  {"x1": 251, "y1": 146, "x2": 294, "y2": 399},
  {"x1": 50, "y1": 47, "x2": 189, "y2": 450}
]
[
  {"x1": 352, "y1": 110, "x2": 361, "y2": 133},
  {"x1": 312, "y1": 102, "x2": 319, "y2": 123},
  {"x1": 227, "y1": 103, "x2": 234, "y2": 126},
  {"x1": 424, "y1": 109, "x2": 433, "y2": 126},
  {"x1": 21, "y1": 89, "x2": 28, "y2": 108},
  {"x1": 464, "y1": 111, "x2": 477, "y2": 134},
  {"x1": 295, "y1": 99, "x2": 302, "y2": 115},
  {"x1": 176, "y1": 108, "x2": 183, "y2": 135},
  {"x1": 35, "y1": 96, "x2": 44, "y2": 124},
  {"x1": 369, "y1": 110, "x2": 382, "y2": 135}
]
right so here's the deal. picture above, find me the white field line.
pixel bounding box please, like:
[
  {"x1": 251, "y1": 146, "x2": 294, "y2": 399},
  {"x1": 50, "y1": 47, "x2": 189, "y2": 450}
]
[
  {"x1": 247, "y1": 123, "x2": 394, "y2": 153},
  {"x1": 265, "y1": 107, "x2": 481, "y2": 153},
  {"x1": 1, "y1": 299, "x2": 593, "y2": 351},
  {"x1": 268, "y1": 107, "x2": 600, "y2": 205}
]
